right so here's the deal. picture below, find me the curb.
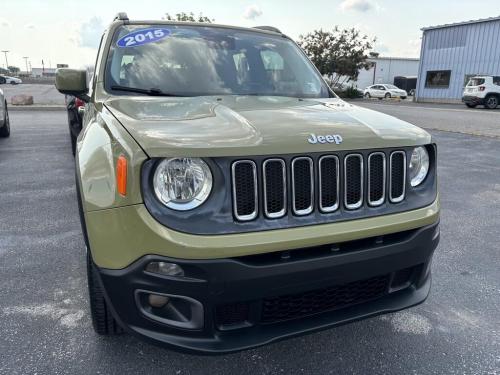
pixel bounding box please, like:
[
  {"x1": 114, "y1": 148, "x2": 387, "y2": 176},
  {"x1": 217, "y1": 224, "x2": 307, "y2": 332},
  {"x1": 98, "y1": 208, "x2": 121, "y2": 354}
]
[{"x1": 9, "y1": 105, "x2": 65, "y2": 111}]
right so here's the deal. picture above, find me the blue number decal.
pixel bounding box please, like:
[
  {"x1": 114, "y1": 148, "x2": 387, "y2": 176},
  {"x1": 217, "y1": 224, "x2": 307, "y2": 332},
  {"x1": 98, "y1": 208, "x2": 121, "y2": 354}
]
[{"x1": 117, "y1": 28, "x2": 171, "y2": 48}]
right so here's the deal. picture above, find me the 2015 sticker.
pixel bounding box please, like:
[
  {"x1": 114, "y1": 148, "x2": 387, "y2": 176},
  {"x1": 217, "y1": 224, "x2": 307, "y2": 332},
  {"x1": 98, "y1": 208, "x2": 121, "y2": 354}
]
[{"x1": 117, "y1": 28, "x2": 171, "y2": 48}]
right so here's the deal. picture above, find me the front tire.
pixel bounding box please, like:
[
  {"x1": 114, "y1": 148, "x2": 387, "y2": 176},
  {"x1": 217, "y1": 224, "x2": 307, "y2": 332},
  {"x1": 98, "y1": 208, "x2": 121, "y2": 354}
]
[
  {"x1": 384, "y1": 93, "x2": 391, "y2": 99},
  {"x1": 0, "y1": 103, "x2": 10, "y2": 138},
  {"x1": 364, "y1": 92, "x2": 371, "y2": 99},
  {"x1": 87, "y1": 250, "x2": 123, "y2": 335},
  {"x1": 484, "y1": 95, "x2": 498, "y2": 109}
]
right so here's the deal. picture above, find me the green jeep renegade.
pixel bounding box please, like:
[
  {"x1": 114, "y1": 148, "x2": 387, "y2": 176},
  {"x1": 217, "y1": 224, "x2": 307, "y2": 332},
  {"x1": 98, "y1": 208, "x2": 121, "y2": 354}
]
[{"x1": 55, "y1": 13, "x2": 439, "y2": 353}]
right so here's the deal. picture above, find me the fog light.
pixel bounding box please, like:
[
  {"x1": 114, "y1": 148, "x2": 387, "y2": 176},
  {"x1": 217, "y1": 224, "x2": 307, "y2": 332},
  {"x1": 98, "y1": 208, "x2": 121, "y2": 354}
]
[
  {"x1": 148, "y1": 294, "x2": 170, "y2": 308},
  {"x1": 145, "y1": 261, "x2": 184, "y2": 277}
]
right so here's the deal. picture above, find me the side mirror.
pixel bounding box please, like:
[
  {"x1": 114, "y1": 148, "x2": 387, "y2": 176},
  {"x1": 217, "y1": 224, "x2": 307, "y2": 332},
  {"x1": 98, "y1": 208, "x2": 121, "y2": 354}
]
[{"x1": 55, "y1": 69, "x2": 89, "y2": 102}]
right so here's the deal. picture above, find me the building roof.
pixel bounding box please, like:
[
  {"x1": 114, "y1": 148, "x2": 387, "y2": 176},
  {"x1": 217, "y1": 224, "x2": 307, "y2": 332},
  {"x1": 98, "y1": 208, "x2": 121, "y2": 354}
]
[{"x1": 422, "y1": 15, "x2": 500, "y2": 31}]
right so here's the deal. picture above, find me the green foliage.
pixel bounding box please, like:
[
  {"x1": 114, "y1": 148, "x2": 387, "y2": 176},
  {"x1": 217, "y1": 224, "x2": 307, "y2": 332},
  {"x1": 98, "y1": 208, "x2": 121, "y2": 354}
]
[
  {"x1": 334, "y1": 86, "x2": 362, "y2": 99},
  {"x1": 7, "y1": 66, "x2": 20, "y2": 74},
  {"x1": 163, "y1": 12, "x2": 214, "y2": 23},
  {"x1": 298, "y1": 27, "x2": 375, "y2": 87}
]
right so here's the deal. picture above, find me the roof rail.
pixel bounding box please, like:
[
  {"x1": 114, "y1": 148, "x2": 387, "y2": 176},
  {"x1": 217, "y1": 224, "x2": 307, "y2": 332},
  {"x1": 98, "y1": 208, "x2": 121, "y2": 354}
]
[
  {"x1": 114, "y1": 12, "x2": 129, "y2": 22},
  {"x1": 253, "y1": 26, "x2": 282, "y2": 34}
]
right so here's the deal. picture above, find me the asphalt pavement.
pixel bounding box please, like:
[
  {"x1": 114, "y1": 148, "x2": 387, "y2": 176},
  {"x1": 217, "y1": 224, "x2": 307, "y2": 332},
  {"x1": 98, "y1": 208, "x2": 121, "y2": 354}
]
[{"x1": 0, "y1": 109, "x2": 499, "y2": 375}]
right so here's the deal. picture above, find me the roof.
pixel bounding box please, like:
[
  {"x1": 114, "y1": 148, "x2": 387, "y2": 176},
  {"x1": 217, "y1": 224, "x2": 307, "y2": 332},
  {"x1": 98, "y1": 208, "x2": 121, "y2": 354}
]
[
  {"x1": 421, "y1": 15, "x2": 500, "y2": 31},
  {"x1": 368, "y1": 56, "x2": 419, "y2": 62}
]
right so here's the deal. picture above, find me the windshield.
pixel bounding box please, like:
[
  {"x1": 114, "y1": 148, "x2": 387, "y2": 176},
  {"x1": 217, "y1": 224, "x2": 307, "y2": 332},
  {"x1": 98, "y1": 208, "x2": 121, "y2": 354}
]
[
  {"x1": 467, "y1": 78, "x2": 485, "y2": 86},
  {"x1": 385, "y1": 84, "x2": 399, "y2": 90},
  {"x1": 105, "y1": 25, "x2": 330, "y2": 98}
]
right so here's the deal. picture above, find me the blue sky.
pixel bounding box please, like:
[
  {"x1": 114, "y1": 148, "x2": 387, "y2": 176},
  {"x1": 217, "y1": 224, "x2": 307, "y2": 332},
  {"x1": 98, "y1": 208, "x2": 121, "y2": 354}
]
[{"x1": 1, "y1": 0, "x2": 500, "y2": 70}]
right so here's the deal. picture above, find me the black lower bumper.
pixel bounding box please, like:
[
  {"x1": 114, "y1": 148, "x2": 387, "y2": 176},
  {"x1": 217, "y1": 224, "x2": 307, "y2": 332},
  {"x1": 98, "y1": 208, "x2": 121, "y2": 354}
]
[
  {"x1": 462, "y1": 95, "x2": 484, "y2": 105},
  {"x1": 96, "y1": 221, "x2": 440, "y2": 354}
]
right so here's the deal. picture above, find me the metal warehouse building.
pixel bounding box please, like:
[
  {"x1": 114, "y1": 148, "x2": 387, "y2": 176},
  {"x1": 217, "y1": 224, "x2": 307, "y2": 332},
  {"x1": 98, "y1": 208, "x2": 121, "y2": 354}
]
[
  {"x1": 416, "y1": 16, "x2": 500, "y2": 103},
  {"x1": 355, "y1": 57, "x2": 420, "y2": 90}
]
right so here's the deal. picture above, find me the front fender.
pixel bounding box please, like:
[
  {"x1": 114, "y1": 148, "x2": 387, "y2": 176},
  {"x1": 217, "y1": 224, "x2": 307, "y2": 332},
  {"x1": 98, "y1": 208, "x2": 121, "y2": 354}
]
[{"x1": 76, "y1": 103, "x2": 148, "y2": 212}]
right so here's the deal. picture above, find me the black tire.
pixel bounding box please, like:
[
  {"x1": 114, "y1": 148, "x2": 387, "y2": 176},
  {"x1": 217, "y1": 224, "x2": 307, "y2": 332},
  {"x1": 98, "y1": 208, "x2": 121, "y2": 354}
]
[
  {"x1": 401, "y1": 96, "x2": 407, "y2": 100},
  {"x1": 384, "y1": 93, "x2": 391, "y2": 99},
  {"x1": 484, "y1": 95, "x2": 498, "y2": 109},
  {"x1": 10, "y1": 81, "x2": 17, "y2": 85},
  {"x1": 364, "y1": 92, "x2": 371, "y2": 99},
  {"x1": 466, "y1": 103, "x2": 477, "y2": 108},
  {"x1": 70, "y1": 132, "x2": 76, "y2": 156},
  {"x1": 87, "y1": 250, "x2": 123, "y2": 335},
  {"x1": 0, "y1": 103, "x2": 10, "y2": 138}
]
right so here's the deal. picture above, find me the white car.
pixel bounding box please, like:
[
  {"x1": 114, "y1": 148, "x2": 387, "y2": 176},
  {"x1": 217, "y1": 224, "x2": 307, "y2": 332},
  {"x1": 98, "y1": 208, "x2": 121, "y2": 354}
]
[
  {"x1": 0, "y1": 88, "x2": 10, "y2": 137},
  {"x1": 0, "y1": 75, "x2": 22, "y2": 85},
  {"x1": 364, "y1": 84, "x2": 407, "y2": 100},
  {"x1": 462, "y1": 76, "x2": 500, "y2": 109}
]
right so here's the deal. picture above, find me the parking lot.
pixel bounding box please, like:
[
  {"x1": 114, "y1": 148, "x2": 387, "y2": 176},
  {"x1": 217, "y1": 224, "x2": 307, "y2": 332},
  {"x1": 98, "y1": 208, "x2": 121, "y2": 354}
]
[{"x1": 0, "y1": 105, "x2": 499, "y2": 374}]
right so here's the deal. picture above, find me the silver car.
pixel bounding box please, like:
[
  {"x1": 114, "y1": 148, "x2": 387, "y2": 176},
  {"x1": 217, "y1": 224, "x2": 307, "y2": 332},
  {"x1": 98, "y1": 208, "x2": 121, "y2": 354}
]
[{"x1": 0, "y1": 88, "x2": 10, "y2": 137}]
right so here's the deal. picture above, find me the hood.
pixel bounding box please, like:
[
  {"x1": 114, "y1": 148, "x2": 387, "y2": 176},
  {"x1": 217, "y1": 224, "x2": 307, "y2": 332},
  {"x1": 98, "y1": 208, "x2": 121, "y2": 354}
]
[{"x1": 104, "y1": 96, "x2": 430, "y2": 157}]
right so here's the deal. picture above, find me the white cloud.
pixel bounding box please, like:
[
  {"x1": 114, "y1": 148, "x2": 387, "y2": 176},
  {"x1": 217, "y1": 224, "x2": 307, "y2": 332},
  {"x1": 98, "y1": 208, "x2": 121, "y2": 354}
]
[
  {"x1": 339, "y1": 0, "x2": 377, "y2": 12},
  {"x1": 243, "y1": 5, "x2": 263, "y2": 20},
  {"x1": 79, "y1": 17, "x2": 104, "y2": 49}
]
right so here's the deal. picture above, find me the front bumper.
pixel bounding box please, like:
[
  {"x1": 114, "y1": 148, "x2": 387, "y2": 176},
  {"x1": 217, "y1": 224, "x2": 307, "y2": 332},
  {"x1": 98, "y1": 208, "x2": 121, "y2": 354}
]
[
  {"x1": 462, "y1": 95, "x2": 485, "y2": 105},
  {"x1": 96, "y1": 221, "x2": 440, "y2": 353}
]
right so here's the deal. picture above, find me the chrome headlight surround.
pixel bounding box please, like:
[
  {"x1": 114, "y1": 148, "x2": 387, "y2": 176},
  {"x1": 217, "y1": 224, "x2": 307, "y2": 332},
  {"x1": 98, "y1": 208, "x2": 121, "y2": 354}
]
[
  {"x1": 153, "y1": 157, "x2": 213, "y2": 211},
  {"x1": 408, "y1": 146, "x2": 430, "y2": 187}
]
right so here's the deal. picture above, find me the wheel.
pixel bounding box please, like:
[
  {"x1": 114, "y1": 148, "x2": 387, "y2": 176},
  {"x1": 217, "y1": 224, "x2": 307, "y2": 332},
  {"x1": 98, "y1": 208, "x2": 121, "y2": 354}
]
[
  {"x1": 0, "y1": 103, "x2": 10, "y2": 138},
  {"x1": 87, "y1": 250, "x2": 123, "y2": 335},
  {"x1": 466, "y1": 103, "x2": 477, "y2": 108},
  {"x1": 384, "y1": 93, "x2": 391, "y2": 99},
  {"x1": 10, "y1": 81, "x2": 17, "y2": 85},
  {"x1": 401, "y1": 96, "x2": 407, "y2": 100},
  {"x1": 364, "y1": 92, "x2": 371, "y2": 99},
  {"x1": 484, "y1": 95, "x2": 498, "y2": 109}
]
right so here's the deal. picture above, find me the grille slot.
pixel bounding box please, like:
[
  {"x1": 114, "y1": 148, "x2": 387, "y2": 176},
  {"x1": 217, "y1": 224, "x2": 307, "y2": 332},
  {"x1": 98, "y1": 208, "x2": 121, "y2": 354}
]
[
  {"x1": 390, "y1": 151, "x2": 406, "y2": 203},
  {"x1": 319, "y1": 156, "x2": 339, "y2": 212},
  {"x1": 291, "y1": 157, "x2": 314, "y2": 215},
  {"x1": 231, "y1": 161, "x2": 257, "y2": 221},
  {"x1": 368, "y1": 152, "x2": 386, "y2": 206},
  {"x1": 263, "y1": 159, "x2": 287, "y2": 218},
  {"x1": 261, "y1": 274, "x2": 390, "y2": 324},
  {"x1": 344, "y1": 154, "x2": 363, "y2": 210}
]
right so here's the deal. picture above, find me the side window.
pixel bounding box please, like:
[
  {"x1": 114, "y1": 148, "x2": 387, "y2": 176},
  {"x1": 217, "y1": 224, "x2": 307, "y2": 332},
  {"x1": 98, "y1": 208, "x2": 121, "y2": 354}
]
[
  {"x1": 425, "y1": 70, "x2": 451, "y2": 88},
  {"x1": 232, "y1": 52, "x2": 250, "y2": 85},
  {"x1": 493, "y1": 76, "x2": 500, "y2": 86},
  {"x1": 260, "y1": 50, "x2": 284, "y2": 70}
]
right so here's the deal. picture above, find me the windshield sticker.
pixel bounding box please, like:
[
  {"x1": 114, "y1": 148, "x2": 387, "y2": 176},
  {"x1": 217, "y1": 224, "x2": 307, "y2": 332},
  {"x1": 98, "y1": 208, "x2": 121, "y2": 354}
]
[{"x1": 117, "y1": 28, "x2": 171, "y2": 48}]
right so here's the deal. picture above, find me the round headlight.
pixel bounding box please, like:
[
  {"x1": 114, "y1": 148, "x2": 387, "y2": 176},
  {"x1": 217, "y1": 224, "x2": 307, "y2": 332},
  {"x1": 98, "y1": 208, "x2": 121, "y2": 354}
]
[
  {"x1": 153, "y1": 158, "x2": 212, "y2": 210},
  {"x1": 408, "y1": 147, "x2": 429, "y2": 187}
]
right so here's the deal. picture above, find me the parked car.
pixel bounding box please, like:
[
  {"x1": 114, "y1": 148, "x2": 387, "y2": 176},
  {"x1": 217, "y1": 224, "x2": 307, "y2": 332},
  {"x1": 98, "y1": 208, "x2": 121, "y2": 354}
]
[
  {"x1": 0, "y1": 75, "x2": 22, "y2": 85},
  {"x1": 462, "y1": 75, "x2": 500, "y2": 109},
  {"x1": 364, "y1": 84, "x2": 408, "y2": 100},
  {"x1": 331, "y1": 82, "x2": 364, "y2": 98},
  {"x1": 64, "y1": 95, "x2": 85, "y2": 155},
  {"x1": 55, "y1": 13, "x2": 439, "y2": 353},
  {"x1": 0, "y1": 88, "x2": 10, "y2": 137}
]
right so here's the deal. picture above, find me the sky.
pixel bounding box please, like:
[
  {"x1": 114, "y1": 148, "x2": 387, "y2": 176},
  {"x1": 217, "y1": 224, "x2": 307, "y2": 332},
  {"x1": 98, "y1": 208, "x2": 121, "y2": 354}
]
[{"x1": 1, "y1": 0, "x2": 500, "y2": 71}]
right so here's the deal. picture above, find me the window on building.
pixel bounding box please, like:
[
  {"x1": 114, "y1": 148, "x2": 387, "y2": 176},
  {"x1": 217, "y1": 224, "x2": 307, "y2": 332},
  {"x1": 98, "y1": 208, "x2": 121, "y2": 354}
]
[{"x1": 425, "y1": 70, "x2": 451, "y2": 88}]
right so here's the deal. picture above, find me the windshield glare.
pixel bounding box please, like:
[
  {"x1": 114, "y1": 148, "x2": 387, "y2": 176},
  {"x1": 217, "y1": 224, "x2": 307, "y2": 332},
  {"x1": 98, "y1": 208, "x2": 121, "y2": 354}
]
[{"x1": 105, "y1": 25, "x2": 330, "y2": 98}]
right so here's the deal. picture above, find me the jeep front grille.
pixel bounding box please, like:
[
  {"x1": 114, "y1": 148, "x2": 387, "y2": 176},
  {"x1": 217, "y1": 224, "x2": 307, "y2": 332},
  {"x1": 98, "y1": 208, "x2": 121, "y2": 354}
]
[{"x1": 231, "y1": 150, "x2": 407, "y2": 221}]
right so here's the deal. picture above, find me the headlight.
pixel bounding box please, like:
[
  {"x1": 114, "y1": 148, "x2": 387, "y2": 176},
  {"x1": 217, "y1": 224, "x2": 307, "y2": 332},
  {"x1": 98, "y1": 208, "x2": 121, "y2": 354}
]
[
  {"x1": 153, "y1": 157, "x2": 212, "y2": 210},
  {"x1": 408, "y1": 147, "x2": 429, "y2": 187}
]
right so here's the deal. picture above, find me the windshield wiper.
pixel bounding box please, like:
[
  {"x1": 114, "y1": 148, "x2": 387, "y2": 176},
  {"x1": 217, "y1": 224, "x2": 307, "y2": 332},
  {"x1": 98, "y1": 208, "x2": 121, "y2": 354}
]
[{"x1": 110, "y1": 85, "x2": 186, "y2": 97}]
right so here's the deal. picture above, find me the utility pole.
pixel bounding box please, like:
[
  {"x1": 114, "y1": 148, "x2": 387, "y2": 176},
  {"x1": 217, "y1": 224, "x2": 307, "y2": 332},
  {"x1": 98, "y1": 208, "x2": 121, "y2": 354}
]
[
  {"x1": 1, "y1": 50, "x2": 9, "y2": 70},
  {"x1": 23, "y1": 56, "x2": 29, "y2": 74}
]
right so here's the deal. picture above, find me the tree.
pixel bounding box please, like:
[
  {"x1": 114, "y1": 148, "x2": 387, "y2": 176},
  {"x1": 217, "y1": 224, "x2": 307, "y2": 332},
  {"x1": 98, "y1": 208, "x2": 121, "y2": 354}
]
[
  {"x1": 8, "y1": 66, "x2": 20, "y2": 74},
  {"x1": 163, "y1": 12, "x2": 214, "y2": 23},
  {"x1": 298, "y1": 27, "x2": 375, "y2": 87}
]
